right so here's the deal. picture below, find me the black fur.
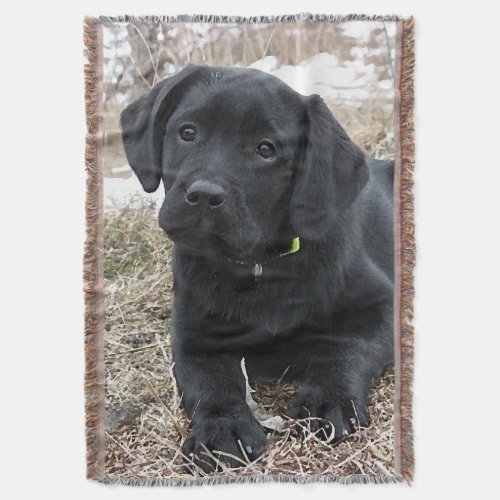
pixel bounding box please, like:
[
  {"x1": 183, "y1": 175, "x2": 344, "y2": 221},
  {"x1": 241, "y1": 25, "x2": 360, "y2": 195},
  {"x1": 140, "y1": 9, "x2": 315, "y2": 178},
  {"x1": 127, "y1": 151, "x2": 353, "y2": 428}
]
[{"x1": 121, "y1": 64, "x2": 394, "y2": 472}]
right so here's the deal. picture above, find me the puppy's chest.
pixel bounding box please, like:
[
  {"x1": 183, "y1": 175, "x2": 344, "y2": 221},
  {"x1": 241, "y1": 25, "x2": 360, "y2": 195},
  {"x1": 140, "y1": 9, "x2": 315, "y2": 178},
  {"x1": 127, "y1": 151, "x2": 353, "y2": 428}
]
[
  {"x1": 184, "y1": 264, "x2": 314, "y2": 336},
  {"x1": 218, "y1": 282, "x2": 309, "y2": 336}
]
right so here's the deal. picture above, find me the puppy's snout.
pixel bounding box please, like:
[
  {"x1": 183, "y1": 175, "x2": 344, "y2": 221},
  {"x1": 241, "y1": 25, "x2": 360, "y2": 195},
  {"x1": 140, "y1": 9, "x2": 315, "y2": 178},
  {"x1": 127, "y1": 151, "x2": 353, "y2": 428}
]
[{"x1": 186, "y1": 180, "x2": 226, "y2": 208}]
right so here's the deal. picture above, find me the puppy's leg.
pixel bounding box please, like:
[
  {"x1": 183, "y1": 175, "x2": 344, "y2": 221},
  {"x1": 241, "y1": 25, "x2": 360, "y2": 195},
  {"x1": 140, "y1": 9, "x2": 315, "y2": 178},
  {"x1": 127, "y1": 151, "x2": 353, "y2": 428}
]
[
  {"x1": 287, "y1": 302, "x2": 394, "y2": 441},
  {"x1": 173, "y1": 351, "x2": 266, "y2": 472}
]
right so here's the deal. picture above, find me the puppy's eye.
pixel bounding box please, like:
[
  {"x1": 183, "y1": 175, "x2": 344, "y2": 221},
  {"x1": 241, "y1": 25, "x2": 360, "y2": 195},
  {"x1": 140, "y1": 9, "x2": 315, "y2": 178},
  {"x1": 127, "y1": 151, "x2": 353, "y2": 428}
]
[
  {"x1": 180, "y1": 125, "x2": 196, "y2": 141},
  {"x1": 256, "y1": 141, "x2": 276, "y2": 159}
]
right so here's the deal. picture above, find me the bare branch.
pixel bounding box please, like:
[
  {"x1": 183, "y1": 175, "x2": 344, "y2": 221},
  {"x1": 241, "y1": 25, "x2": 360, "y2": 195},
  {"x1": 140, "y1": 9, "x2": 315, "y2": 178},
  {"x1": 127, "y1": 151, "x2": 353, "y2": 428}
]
[{"x1": 128, "y1": 22, "x2": 159, "y2": 86}]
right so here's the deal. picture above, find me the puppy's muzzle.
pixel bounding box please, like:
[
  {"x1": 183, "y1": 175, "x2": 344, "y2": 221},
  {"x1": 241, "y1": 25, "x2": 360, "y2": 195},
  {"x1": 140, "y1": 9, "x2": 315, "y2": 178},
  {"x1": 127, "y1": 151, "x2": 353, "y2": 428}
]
[{"x1": 185, "y1": 180, "x2": 226, "y2": 209}]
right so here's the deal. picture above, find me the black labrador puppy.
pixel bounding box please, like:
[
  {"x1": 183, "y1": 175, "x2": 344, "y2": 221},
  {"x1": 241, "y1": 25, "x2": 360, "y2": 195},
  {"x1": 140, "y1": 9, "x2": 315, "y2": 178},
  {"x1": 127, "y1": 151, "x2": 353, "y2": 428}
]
[{"x1": 121, "y1": 64, "x2": 394, "y2": 472}]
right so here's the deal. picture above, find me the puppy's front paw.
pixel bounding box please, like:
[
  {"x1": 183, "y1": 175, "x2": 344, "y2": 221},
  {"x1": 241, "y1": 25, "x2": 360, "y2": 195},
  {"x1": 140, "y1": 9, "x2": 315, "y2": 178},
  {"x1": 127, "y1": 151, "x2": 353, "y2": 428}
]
[
  {"x1": 181, "y1": 409, "x2": 267, "y2": 473},
  {"x1": 287, "y1": 384, "x2": 369, "y2": 442}
]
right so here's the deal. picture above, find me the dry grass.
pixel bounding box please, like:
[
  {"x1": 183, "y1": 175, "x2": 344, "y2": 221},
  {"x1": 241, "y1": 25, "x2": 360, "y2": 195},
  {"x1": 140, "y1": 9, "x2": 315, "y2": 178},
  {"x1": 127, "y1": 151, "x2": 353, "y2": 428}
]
[{"x1": 103, "y1": 199, "x2": 396, "y2": 481}]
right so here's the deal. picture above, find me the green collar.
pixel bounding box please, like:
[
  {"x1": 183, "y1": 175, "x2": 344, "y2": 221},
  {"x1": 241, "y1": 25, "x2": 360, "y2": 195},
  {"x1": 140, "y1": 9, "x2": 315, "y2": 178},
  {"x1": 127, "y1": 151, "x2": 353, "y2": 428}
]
[{"x1": 226, "y1": 236, "x2": 301, "y2": 281}]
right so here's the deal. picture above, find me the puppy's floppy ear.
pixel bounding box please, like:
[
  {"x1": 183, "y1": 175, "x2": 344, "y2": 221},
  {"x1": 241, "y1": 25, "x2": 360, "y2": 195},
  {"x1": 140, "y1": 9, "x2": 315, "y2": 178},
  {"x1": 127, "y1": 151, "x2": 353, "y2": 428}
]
[
  {"x1": 120, "y1": 65, "x2": 204, "y2": 193},
  {"x1": 291, "y1": 95, "x2": 369, "y2": 239}
]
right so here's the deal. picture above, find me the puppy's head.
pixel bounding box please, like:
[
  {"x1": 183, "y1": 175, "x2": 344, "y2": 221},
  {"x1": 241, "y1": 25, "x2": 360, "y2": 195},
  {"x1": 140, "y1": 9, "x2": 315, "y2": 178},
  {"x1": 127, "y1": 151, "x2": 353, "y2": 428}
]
[{"x1": 121, "y1": 64, "x2": 368, "y2": 261}]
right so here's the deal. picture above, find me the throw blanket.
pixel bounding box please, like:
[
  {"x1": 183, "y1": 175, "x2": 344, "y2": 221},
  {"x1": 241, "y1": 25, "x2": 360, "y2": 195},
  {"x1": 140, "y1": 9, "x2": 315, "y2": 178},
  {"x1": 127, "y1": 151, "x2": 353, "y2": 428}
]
[{"x1": 83, "y1": 13, "x2": 415, "y2": 486}]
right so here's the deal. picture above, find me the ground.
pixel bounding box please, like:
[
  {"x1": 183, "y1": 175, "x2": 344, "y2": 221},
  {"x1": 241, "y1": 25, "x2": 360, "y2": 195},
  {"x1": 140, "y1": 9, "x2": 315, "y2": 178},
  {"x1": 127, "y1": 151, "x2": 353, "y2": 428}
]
[{"x1": 103, "y1": 200, "x2": 396, "y2": 480}]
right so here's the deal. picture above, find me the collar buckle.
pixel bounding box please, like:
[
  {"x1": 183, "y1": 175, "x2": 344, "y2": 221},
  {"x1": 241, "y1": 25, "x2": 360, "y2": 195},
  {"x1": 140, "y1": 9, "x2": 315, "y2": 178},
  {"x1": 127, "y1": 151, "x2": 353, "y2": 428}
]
[{"x1": 253, "y1": 263, "x2": 263, "y2": 281}]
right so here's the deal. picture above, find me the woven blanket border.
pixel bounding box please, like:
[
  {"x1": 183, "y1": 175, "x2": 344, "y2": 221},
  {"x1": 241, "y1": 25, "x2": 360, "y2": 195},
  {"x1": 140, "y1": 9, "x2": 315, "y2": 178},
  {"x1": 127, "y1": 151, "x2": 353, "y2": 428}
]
[
  {"x1": 94, "y1": 13, "x2": 403, "y2": 24},
  {"x1": 396, "y1": 16, "x2": 415, "y2": 484},
  {"x1": 83, "y1": 13, "x2": 415, "y2": 486}
]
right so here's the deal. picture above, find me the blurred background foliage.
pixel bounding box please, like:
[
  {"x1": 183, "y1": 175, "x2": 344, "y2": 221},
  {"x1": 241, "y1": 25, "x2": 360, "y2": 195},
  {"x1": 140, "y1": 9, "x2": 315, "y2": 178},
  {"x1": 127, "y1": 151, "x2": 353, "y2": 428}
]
[{"x1": 102, "y1": 21, "x2": 396, "y2": 184}]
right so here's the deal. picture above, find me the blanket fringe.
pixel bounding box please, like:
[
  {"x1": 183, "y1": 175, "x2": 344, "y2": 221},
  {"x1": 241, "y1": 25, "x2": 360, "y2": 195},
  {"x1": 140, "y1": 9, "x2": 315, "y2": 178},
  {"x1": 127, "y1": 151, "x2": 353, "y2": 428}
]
[
  {"x1": 91, "y1": 13, "x2": 404, "y2": 24},
  {"x1": 83, "y1": 16, "x2": 105, "y2": 480},
  {"x1": 98, "y1": 473, "x2": 404, "y2": 486},
  {"x1": 397, "y1": 17, "x2": 415, "y2": 484}
]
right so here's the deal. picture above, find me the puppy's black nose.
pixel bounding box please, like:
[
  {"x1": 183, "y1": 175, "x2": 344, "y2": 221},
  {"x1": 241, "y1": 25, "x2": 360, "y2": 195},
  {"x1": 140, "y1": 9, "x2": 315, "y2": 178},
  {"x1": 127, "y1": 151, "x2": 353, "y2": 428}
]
[{"x1": 186, "y1": 180, "x2": 226, "y2": 208}]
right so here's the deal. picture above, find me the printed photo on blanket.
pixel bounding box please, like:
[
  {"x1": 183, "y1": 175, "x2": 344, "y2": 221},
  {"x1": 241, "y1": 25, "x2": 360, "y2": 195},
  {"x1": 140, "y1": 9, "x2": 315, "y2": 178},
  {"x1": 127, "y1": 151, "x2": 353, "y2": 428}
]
[{"x1": 83, "y1": 14, "x2": 415, "y2": 485}]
